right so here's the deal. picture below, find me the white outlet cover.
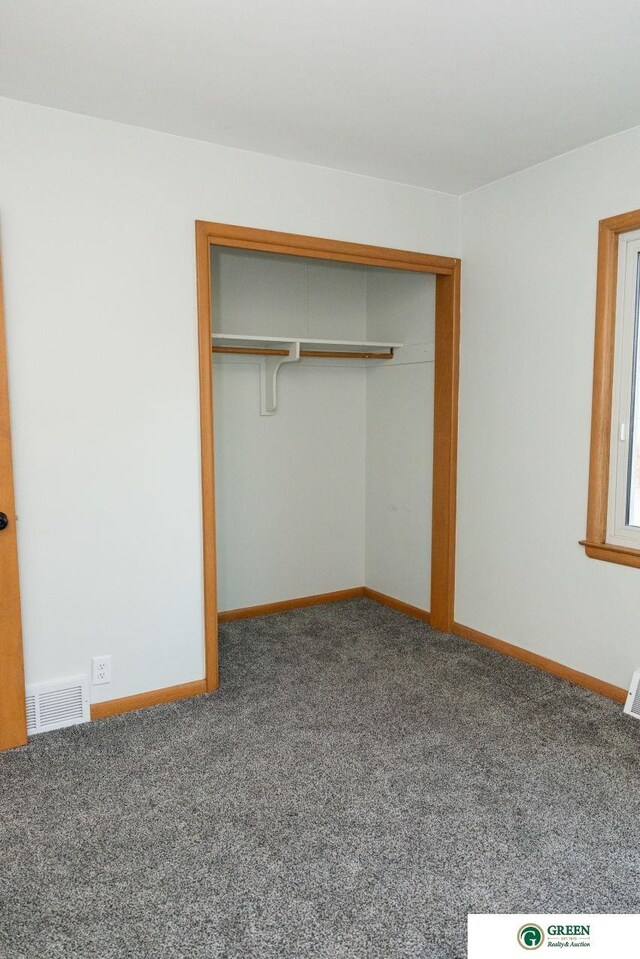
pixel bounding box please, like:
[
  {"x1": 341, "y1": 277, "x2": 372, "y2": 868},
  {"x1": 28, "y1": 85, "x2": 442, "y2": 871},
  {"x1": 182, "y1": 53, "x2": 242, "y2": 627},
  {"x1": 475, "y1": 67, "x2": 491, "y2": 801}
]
[{"x1": 92, "y1": 655, "x2": 112, "y2": 686}]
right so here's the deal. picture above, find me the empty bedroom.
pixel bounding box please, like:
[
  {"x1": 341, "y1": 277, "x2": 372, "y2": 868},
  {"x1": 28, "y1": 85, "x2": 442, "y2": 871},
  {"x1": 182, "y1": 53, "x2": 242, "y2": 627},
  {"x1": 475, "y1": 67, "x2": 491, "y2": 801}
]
[{"x1": 1, "y1": 2, "x2": 639, "y2": 957}]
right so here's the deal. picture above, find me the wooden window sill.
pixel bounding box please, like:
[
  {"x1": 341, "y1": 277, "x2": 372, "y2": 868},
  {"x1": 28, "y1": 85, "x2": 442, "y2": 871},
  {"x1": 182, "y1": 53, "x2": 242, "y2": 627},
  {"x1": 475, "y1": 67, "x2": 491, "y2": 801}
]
[{"x1": 580, "y1": 540, "x2": 640, "y2": 569}]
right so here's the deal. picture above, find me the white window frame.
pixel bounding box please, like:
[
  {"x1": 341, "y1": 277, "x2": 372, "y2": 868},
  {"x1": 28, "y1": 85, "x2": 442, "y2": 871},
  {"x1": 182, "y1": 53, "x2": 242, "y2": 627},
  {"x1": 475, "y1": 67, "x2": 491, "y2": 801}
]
[{"x1": 607, "y1": 227, "x2": 640, "y2": 548}]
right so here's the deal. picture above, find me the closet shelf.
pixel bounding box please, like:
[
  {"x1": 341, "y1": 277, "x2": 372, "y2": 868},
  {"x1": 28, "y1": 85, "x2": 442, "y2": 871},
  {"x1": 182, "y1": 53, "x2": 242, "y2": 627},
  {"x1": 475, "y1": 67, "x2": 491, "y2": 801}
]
[
  {"x1": 211, "y1": 333, "x2": 405, "y2": 415},
  {"x1": 212, "y1": 332, "x2": 404, "y2": 360}
]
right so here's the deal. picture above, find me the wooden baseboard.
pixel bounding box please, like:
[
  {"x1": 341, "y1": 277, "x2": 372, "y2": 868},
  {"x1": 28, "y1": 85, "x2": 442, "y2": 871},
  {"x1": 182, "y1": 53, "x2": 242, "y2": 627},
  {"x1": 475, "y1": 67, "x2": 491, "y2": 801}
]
[
  {"x1": 452, "y1": 621, "x2": 627, "y2": 703},
  {"x1": 218, "y1": 587, "x2": 365, "y2": 622},
  {"x1": 90, "y1": 599, "x2": 624, "y2": 723},
  {"x1": 219, "y1": 586, "x2": 430, "y2": 624},
  {"x1": 90, "y1": 679, "x2": 208, "y2": 720},
  {"x1": 362, "y1": 587, "x2": 430, "y2": 623}
]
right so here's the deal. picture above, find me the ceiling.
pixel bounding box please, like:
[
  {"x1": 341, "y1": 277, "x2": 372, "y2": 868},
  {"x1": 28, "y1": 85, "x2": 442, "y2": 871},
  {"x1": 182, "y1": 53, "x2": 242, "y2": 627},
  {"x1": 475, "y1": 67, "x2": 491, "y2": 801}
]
[{"x1": 2, "y1": 0, "x2": 640, "y2": 195}]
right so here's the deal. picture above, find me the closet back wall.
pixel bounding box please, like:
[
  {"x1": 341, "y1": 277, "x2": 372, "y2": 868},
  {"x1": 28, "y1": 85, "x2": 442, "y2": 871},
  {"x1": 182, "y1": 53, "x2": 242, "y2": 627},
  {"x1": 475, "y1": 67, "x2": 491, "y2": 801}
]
[
  {"x1": 213, "y1": 251, "x2": 367, "y2": 610},
  {"x1": 0, "y1": 97, "x2": 458, "y2": 705}
]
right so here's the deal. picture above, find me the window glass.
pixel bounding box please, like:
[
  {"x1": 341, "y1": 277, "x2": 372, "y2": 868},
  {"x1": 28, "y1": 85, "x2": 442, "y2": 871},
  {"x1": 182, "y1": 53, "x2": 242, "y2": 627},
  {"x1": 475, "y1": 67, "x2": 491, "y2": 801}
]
[{"x1": 625, "y1": 253, "x2": 640, "y2": 527}]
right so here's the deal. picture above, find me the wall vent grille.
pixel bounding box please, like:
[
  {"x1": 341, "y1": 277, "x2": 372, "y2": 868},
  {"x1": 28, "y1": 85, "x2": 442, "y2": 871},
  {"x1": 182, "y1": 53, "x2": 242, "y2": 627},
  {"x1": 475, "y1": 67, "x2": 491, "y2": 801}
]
[
  {"x1": 624, "y1": 669, "x2": 640, "y2": 720},
  {"x1": 25, "y1": 676, "x2": 90, "y2": 735}
]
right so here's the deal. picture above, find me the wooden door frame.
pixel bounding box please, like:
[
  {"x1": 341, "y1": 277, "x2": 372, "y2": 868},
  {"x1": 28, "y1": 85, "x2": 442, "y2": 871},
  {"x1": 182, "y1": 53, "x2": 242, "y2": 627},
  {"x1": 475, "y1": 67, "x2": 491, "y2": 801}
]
[
  {"x1": 0, "y1": 248, "x2": 27, "y2": 750},
  {"x1": 195, "y1": 221, "x2": 461, "y2": 691}
]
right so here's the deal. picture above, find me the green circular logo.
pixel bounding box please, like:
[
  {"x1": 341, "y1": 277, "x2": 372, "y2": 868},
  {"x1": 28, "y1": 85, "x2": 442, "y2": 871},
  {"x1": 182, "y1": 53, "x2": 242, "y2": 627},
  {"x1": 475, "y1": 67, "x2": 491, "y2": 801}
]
[{"x1": 517, "y1": 924, "x2": 544, "y2": 950}]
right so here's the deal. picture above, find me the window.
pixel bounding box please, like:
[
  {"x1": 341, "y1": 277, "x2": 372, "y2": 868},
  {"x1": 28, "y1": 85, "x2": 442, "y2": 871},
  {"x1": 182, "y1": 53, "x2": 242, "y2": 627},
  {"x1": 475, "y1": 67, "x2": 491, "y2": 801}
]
[
  {"x1": 608, "y1": 229, "x2": 640, "y2": 547},
  {"x1": 583, "y1": 208, "x2": 640, "y2": 569}
]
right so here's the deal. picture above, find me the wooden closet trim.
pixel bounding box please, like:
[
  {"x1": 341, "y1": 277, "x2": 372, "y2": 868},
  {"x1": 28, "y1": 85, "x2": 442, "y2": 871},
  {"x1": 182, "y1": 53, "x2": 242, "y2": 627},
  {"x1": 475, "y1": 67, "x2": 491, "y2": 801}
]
[
  {"x1": 195, "y1": 221, "x2": 461, "y2": 689},
  {"x1": 198, "y1": 222, "x2": 457, "y2": 274}
]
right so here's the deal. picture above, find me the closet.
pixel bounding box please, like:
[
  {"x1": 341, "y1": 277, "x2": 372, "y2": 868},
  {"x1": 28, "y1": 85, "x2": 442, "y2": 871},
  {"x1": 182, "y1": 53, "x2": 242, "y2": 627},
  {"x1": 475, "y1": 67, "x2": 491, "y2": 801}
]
[
  {"x1": 211, "y1": 247, "x2": 434, "y2": 614},
  {"x1": 196, "y1": 221, "x2": 460, "y2": 689}
]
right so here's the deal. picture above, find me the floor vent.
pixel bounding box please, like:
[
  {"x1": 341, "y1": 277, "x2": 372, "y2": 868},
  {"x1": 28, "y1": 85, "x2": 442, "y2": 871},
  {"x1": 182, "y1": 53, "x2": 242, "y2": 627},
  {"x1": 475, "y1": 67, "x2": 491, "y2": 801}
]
[
  {"x1": 624, "y1": 669, "x2": 640, "y2": 720},
  {"x1": 25, "y1": 676, "x2": 90, "y2": 735}
]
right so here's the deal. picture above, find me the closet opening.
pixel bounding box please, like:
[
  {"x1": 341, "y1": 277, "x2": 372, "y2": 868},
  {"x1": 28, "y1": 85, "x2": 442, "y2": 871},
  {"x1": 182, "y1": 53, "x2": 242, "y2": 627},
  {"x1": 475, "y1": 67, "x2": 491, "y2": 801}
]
[{"x1": 196, "y1": 223, "x2": 460, "y2": 691}]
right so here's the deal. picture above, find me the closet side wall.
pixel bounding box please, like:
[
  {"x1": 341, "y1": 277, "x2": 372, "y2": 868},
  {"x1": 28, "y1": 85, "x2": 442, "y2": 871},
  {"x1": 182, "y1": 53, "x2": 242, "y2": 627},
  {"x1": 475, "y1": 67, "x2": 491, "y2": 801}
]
[
  {"x1": 212, "y1": 250, "x2": 367, "y2": 611},
  {"x1": 365, "y1": 271, "x2": 436, "y2": 611}
]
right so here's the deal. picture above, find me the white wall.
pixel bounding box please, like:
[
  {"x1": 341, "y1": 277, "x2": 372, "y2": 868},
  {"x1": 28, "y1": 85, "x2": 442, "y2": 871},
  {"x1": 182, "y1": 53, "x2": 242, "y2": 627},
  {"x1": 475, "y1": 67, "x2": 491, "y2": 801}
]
[
  {"x1": 0, "y1": 97, "x2": 458, "y2": 704},
  {"x1": 4, "y1": 93, "x2": 634, "y2": 706},
  {"x1": 458, "y1": 125, "x2": 640, "y2": 690},
  {"x1": 212, "y1": 251, "x2": 367, "y2": 610}
]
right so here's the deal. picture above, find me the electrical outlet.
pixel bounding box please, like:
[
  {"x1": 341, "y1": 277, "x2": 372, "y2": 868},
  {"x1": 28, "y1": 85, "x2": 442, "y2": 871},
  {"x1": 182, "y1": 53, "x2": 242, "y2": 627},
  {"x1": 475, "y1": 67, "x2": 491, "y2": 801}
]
[{"x1": 92, "y1": 655, "x2": 111, "y2": 686}]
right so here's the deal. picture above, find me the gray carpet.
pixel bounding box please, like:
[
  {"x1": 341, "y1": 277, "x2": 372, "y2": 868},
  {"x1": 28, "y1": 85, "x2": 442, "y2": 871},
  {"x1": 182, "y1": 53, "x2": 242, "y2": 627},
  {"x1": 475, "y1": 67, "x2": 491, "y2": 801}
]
[{"x1": 2, "y1": 599, "x2": 640, "y2": 959}]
